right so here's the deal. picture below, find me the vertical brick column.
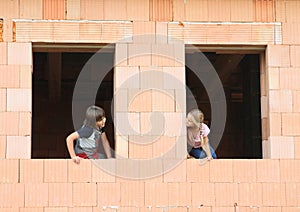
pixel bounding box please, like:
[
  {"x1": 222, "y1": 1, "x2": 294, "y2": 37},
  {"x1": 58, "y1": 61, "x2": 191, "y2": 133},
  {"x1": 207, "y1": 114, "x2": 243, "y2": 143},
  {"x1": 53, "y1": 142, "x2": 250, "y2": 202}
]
[
  {"x1": 264, "y1": 44, "x2": 295, "y2": 158},
  {"x1": 114, "y1": 21, "x2": 186, "y2": 161},
  {"x1": 0, "y1": 42, "x2": 32, "y2": 159}
]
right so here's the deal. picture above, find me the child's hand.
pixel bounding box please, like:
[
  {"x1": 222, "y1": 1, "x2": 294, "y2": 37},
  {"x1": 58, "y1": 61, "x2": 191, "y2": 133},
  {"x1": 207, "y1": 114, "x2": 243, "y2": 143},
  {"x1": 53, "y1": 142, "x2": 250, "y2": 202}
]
[{"x1": 72, "y1": 156, "x2": 81, "y2": 164}]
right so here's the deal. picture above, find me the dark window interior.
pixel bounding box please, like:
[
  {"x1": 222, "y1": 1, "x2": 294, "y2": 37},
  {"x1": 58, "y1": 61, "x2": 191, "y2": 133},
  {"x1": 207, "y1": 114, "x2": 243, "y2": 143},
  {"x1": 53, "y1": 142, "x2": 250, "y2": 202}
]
[
  {"x1": 32, "y1": 50, "x2": 114, "y2": 158},
  {"x1": 186, "y1": 51, "x2": 262, "y2": 158}
]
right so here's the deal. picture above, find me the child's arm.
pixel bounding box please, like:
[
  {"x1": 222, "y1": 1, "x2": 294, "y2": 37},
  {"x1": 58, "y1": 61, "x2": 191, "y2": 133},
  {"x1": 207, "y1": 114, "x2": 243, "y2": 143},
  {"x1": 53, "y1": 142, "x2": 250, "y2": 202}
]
[
  {"x1": 201, "y1": 136, "x2": 213, "y2": 160},
  {"x1": 101, "y1": 132, "x2": 112, "y2": 158},
  {"x1": 66, "y1": 132, "x2": 81, "y2": 164}
]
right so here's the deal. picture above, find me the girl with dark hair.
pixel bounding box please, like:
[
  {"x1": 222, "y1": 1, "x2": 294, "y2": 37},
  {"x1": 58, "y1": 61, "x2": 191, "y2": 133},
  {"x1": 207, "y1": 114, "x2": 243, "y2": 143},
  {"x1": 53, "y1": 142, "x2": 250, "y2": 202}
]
[{"x1": 66, "y1": 105, "x2": 112, "y2": 164}]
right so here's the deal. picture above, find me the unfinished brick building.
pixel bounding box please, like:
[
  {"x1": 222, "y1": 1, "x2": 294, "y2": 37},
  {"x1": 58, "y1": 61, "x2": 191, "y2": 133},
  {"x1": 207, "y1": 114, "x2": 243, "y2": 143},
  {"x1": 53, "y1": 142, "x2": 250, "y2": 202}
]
[{"x1": 0, "y1": 0, "x2": 299, "y2": 211}]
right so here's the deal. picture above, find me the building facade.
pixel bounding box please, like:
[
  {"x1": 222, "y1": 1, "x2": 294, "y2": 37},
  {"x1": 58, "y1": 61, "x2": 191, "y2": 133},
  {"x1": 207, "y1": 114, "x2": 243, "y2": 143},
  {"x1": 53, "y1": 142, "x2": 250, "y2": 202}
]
[{"x1": 0, "y1": 0, "x2": 299, "y2": 211}]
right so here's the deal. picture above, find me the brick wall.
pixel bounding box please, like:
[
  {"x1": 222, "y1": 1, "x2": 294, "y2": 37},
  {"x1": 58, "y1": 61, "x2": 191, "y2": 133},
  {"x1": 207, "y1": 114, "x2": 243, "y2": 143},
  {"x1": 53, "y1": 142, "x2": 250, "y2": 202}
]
[
  {"x1": 0, "y1": 0, "x2": 300, "y2": 210},
  {"x1": 0, "y1": 159, "x2": 299, "y2": 211}
]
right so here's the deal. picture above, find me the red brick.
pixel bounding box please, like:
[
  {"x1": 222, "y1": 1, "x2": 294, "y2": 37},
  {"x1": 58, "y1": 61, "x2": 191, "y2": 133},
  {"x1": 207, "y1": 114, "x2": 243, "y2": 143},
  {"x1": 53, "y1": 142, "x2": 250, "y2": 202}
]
[
  {"x1": 233, "y1": 160, "x2": 256, "y2": 182},
  {"x1": 163, "y1": 159, "x2": 186, "y2": 182},
  {"x1": 128, "y1": 89, "x2": 152, "y2": 112},
  {"x1": 101, "y1": 22, "x2": 133, "y2": 43},
  {"x1": 20, "y1": 0, "x2": 43, "y2": 19},
  {"x1": 269, "y1": 113, "x2": 281, "y2": 136},
  {"x1": 91, "y1": 159, "x2": 116, "y2": 182},
  {"x1": 8, "y1": 43, "x2": 32, "y2": 65},
  {"x1": 266, "y1": 45, "x2": 290, "y2": 68},
  {"x1": 185, "y1": 0, "x2": 208, "y2": 21},
  {"x1": 191, "y1": 183, "x2": 215, "y2": 206},
  {"x1": 140, "y1": 70, "x2": 164, "y2": 90},
  {"x1": 128, "y1": 44, "x2": 151, "y2": 66},
  {"x1": 271, "y1": 136, "x2": 294, "y2": 159},
  {"x1": 0, "y1": 183, "x2": 25, "y2": 207},
  {"x1": 164, "y1": 113, "x2": 186, "y2": 136},
  {"x1": 69, "y1": 207, "x2": 93, "y2": 212},
  {"x1": 152, "y1": 44, "x2": 175, "y2": 66},
  {"x1": 98, "y1": 182, "x2": 121, "y2": 206},
  {"x1": 48, "y1": 183, "x2": 72, "y2": 206},
  {"x1": 19, "y1": 112, "x2": 31, "y2": 136},
  {"x1": 120, "y1": 182, "x2": 145, "y2": 206},
  {"x1": 145, "y1": 182, "x2": 168, "y2": 206},
  {"x1": 73, "y1": 183, "x2": 97, "y2": 206},
  {"x1": 285, "y1": 183, "x2": 300, "y2": 206},
  {"x1": 20, "y1": 65, "x2": 32, "y2": 89},
  {"x1": 269, "y1": 90, "x2": 292, "y2": 113},
  {"x1": 20, "y1": 159, "x2": 43, "y2": 183},
  {"x1": 279, "y1": 68, "x2": 300, "y2": 90},
  {"x1": 44, "y1": 208, "x2": 68, "y2": 212},
  {"x1": 20, "y1": 208, "x2": 43, "y2": 212},
  {"x1": 80, "y1": 0, "x2": 104, "y2": 20},
  {"x1": 282, "y1": 113, "x2": 300, "y2": 136},
  {"x1": 68, "y1": 159, "x2": 92, "y2": 182},
  {"x1": 6, "y1": 136, "x2": 31, "y2": 159},
  {"x1": 78, "y1": 22, "x2": 102, "y2": 42},
  {"x1": 152, "y1": 136, "x2": 176, "y2": 159},
  {"x1": 282, "y1": 207, "x2": 300, "y2": 212},
  {"x1": 256, "y1": 159, "x2": 280, "y2": 182},
  {"x1": 208, "y1": 0, "x2": 231, "y2": 21},
  {"x1": 115, "y1": 67, "x2": 139, "y2": 89},
  {"x1": 188, "y1": 206, "x2": 212, "y2": 212},
  {"x1": 0, "y1": 65, "x2": 20, "y2": 88},
  {"x1": 44, "y1": 160, "x2": 68, "y2": 182},
  {"x1": 103, "y1": 0, "x2": 127, "y2": 20},
  {"x1": 133, "y1": 21, "x2": 155, "y2": 43},
  {"x1": 0, "y1": 43, "x2": 7, "y2": 65},
  {"x1": 115, "y1": 135, "x2": 129, "y2": 158},
  {"x1": 260, "y1": 207, "x2": 282, "y2": 212},
  {"x1": 0, "y1": 89, "x2": 6, "y2": 112},
  {"x1": 238, "y1": 183, "x2": 262, "y2": 206},
  {"x1": 187, "y1": 159, "x2": 210, "y2": 182},
  {"x1": 53, "y1": 22, "x2": 79, "y2": 42},
  {"x1": 168, "y1": 183, "x2": 191, "y2": 206},
  {"x1": 163, "y1": 67, "x2": 185, "y2": 90},
  {"x1": 286, "y1": 0, "x2": 300, "y2": 22},
  {"x1": 139, "y1": 158, "x2": 163, "y2": 181},
  {"x1": 126, "y1": 0, "x2": 149, "y2": 21},
  {"x1": 212, "y1": 207, "x2": 235, "y2": 212},
  {"x1": 290, "y1": 46, "x2": 300, "y2": 67},
  {"x1": 0, "y1": 159, "x2": 19, "y2": 182},
  {"x1": 292, "y1": 91, "x2": 300, "y2": 113},
  {"x1": 0, "y1": 136, "x2": 6, "y2": 158},
  {"x1": 25, "y1": 183, "x2": 48, "y2": 207},
  {"x1": 283, "y1": 23, "x2": 300, "y2": 45},
  {"x1": 7, "y1": 89, "x2": 31, "y2": 112},
  {"x1": 66, "y1": 0, "x2": 80, "y2": 19},
  {"x1": 115, "y1": 43, "x2": 128, "y2": 66},
  {"x1": 230, "y1": 0, "x2": 254, "y2": 21},
  {"x1": 295, "y1": 137, "x2": 300, "y2": 159},
  {"x1": 210, "y1": 160, "x2": 233, "y2": 183},
  {"x1": 267, "y1": 67, "x2": 280, "y2": 89},
  {"x1": 2, "y1": 20, "x2": 14, "y2": 42},
  {"x1": 262, "y1": 183, "x2": 286, "y2": 206},
  {"x1": 215, "y1": 183, "x2": 238, "y2": 206},
  {"x1": 115, "y1": 112, "x2": 140, "y2": 136},
  {"x1": 129, "y1": 141, "x2": 153, "y2": 159},
  {"x1": 0, "y1": 112, "x2": 19, "y2": 135},
  {"x1": 280, "y1": 160, "x2": 300, "y2": 182}
]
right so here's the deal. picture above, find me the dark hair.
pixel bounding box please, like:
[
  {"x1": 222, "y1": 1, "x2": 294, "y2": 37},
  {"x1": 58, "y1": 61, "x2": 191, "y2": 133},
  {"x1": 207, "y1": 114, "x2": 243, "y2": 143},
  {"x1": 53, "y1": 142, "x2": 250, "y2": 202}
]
[{"x1": 83, "y1": 105, "x2": 105, "y2": 129}]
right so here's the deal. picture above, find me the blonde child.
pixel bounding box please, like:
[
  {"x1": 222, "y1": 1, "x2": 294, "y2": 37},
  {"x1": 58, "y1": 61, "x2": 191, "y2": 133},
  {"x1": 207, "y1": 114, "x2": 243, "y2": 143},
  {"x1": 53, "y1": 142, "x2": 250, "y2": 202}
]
[{"x1": 186, "y1": 109, "x2": 217, "y2": 160}]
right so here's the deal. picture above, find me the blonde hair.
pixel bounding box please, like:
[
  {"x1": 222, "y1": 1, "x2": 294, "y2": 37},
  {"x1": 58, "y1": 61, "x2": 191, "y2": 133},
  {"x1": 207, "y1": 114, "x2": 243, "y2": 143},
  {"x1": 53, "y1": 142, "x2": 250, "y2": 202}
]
[{"x1": 187, "y1": 109, "x2": 204, "y2": 145}]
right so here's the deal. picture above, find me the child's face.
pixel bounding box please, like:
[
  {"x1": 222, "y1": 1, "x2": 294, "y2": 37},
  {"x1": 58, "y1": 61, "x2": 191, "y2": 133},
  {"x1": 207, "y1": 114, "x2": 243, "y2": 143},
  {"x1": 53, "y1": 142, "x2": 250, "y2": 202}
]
[
  {"x1": 186, "y1": 115, "x2": 195, "y2": 127},
  {"x1": 97, "y1": 117, "x2": 106, "y2": 128}
]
